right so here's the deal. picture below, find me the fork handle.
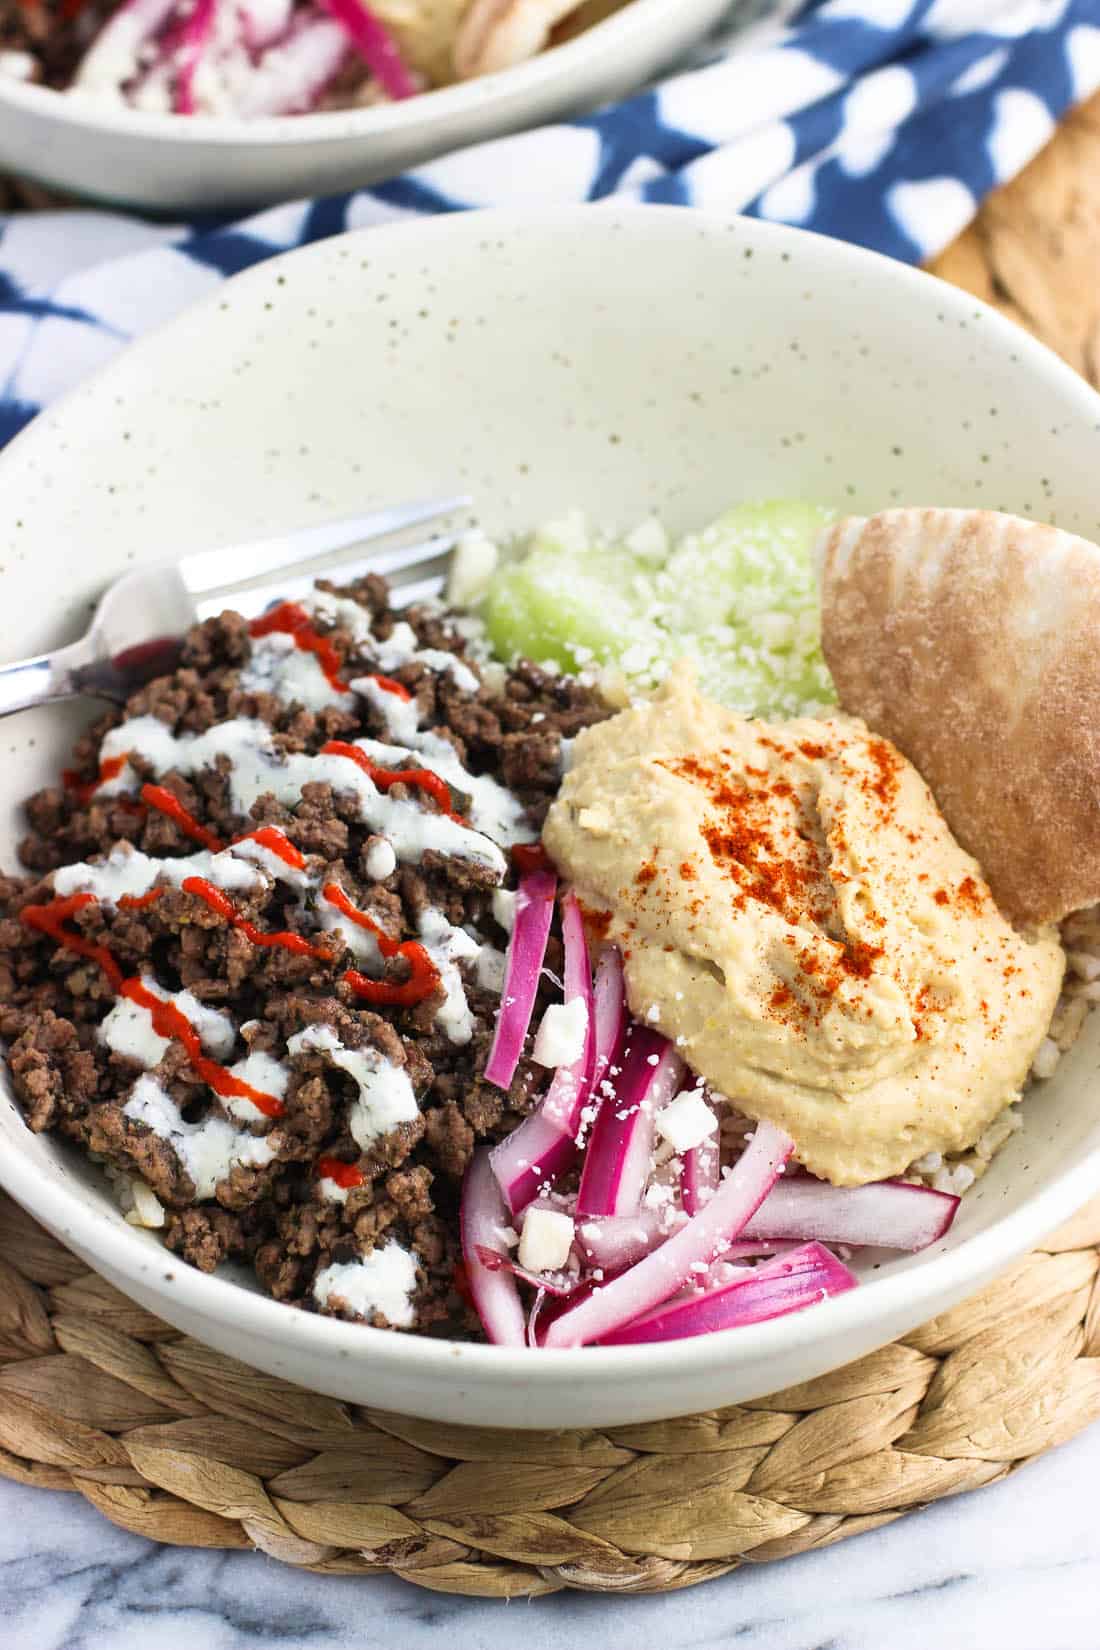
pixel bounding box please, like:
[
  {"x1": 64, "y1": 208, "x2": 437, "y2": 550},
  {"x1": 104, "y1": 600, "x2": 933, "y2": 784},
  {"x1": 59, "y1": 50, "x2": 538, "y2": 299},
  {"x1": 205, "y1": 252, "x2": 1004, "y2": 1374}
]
[{"x1": 0, "y1": 636, "x2": 98, "y2": 719}]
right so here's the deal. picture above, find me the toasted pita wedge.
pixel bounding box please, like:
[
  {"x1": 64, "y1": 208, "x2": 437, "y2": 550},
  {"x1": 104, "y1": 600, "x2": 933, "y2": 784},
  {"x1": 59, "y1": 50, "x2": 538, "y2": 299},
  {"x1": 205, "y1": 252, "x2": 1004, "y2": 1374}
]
[{"x1": 819, "y1": 507, "x2": 1100, "y2": 928}]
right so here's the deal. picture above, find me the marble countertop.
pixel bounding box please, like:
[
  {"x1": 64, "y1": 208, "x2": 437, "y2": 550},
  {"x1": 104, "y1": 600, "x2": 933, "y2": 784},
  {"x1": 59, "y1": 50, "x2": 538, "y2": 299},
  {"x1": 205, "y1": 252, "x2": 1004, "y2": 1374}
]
[{"x1": 3, "y1": 1419, "x2": 1098, "y2": 1650}]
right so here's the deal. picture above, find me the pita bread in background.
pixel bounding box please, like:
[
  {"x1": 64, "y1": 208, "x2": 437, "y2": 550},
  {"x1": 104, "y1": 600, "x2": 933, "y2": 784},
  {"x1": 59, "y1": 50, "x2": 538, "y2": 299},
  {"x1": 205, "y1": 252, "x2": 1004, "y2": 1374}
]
[
  {"x1": 375, "y1": 0, "x2": 627, "y2": 87},
  {"x1": 453, "y1": 0, "x2": 599, "y2": 77},
  {"x1": 370, "y1": 1, "x2": 474, "y2": 85},
  {"x1": 818, "y1": 507, "x2": 1100, "y2": 929}
]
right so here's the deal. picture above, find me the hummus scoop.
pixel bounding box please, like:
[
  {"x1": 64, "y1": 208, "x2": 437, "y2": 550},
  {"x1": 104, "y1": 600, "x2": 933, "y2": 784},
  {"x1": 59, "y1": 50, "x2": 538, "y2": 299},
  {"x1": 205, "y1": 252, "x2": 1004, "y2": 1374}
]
[{"x1": 543, "y1": 663, "x2": 1063, "y2": 1185}]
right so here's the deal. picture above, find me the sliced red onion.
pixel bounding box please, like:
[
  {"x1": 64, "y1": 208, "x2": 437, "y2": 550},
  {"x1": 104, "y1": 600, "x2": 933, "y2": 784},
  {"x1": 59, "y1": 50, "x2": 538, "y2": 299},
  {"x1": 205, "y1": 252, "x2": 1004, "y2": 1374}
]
[
  {"x1": 544, "y1": 1121, "x2": 795, "y2": 1348},
  {"x1": 484, "y1": 868, "x2": 556, "y2": 1092},
  {"x1": 718, "y1": 1238, "x2": 793, "y2": 1261},
  {"x1": 490, "y1": 892, "x2": 594, "y2": 1215},
  {"x1": 540, "y1": 892, "x2": 595, "y2": 1135},
  {"x1": 576, "y1": 1208, "x2": 669, "y2": 1271},
  {"x1": 460, "y1": 1148, "x2": 525, "y2": 1347},
  {"x1": 744, "y1": 1176, "x2": 959, "y2": 1251},
  {"x1": 590, "y1": 945, "x2": 627, "y2": 1101},
  {"x1": 233, "y1": 18, "x2": 350, "y2": 118},
  {"x1": 314, "y1": 0, "x2": 416, "y2": 99},
  {"x1": 527, "y1": 1274, "x2": 605, "y2": 1348},
  {"x1": 599, "y1": 1242, "x2": 858, "y2": 1345},
  {"x1": 172, "y1": 0, "x2": 218, "y2": 113},
  {"x1": 70, "y1": 0, "x2": 180, "y2": 100},
  {"x1": 681, "y1": 1131, "x2": 720, "y2": 1216},
  {"x1": 526, "y1": 1288, "x2": 548, "y2": 1348},
  {"x1": 239, "y1": 0, "x2": 294, "y2": 51},
  {"x1": 490, "y1": 1110, "x2": 577, "y2": 1218},
  {"x1": 576, "y1": 1028, "x2": 684, "y2": 1219},
  {"x1": 472, "y1": 1244, "x2": 580, "y2": 1299}
]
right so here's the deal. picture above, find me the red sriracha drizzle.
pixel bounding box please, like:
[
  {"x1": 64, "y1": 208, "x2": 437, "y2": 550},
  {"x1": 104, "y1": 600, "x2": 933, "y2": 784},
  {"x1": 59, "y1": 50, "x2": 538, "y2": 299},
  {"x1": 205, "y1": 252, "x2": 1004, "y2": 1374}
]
[
  {"x1": 19, "y1": 896, "x2": 284, "y2": 1117},
  {"x1": 239, "y1": 825, "x2": 306, "y2": 868},
  {"x1": 322, "y1": 882, "x2": 441, "y2": 1007},
  {"x1": 35, "y1": 707, "x2": 452, "y2": 1078},
  {"x1": 62, "y1": 754, "x2": 129, "y2": 807},
  {"x1": 247, "y1": 602, "x2": 413, "y2": 702},
  {"x1": 182, "y1": 877, "x2": 333, "y2": 961},
  {"x1": 118, "y1": 889, "x2": 165, "y2": 911},
  {"x1": 22, "y1": 873, "x2": 442, "y2": 1098},
  {"x1": 121, "y1": 977, "x2": 284, "y2": 1117},
  {"x1": 316, "y1": 1156, "x2": 366, "y2": 1189},
  {"x1": 21, "y1": 893, "x2": 125, "y2": 990},
  {"x1": 249, "y1": 602, "x2": 349, "y2": 694},
  {"x1": 321, "y1": 740, "x2": 459, "y2": 819},
  {"x1": 141, "y1": 784, "x2": 225, "y2": 852},
  {"x1": 369, "y1": 674, "x2": 413, "y2": 701}
]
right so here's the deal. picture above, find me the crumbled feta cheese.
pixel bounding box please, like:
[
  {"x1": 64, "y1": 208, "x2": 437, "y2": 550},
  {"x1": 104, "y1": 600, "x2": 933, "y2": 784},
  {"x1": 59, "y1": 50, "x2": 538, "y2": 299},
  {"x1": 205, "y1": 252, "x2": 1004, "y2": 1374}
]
[
  {"x1": 518, "y1": 1207, "x2": 574, "y2": 1273},
  {"x1": 1030, "y1": 1037, "x2": 1061, "y2": 1081},
  {"x1": 643, "y1": 1179, "x2": 675, "y2": 1210},
  {"x1": 540, "y1": 510, "x2": 589, "y2": 557},
  {"x1": 932, "y1": 1163, "x2": 976, "y2": 1197},
  {"x1": 655, "y1": 1090, "x2": 718, "y2": 1154},
  {"x1": 910, "y1": 1150, "x2": 943, "y2": 1175},
  {"x1": 447, "y1": 530, "x2": 499, "y2": 608},
  {"x1": 491, "y1": 887, "x2": 517, "y2": 935},
  {"x1": 0, "y1": 50, "x2": 36, "y2": 82},
  {"x1": 364, "y1": 837, "x2": 397, "y2": 882},
  {"x1": 625, "y1": 517, "x2": 669, "y2": 560},
  {"x1": 124, "y1": 1179, "x2": 166, "y2": 1229},
  {"x1": 532, "y1": 997, "x2": 588, "y2": 1068},
  {"x1": 312, "y1": 1243, "x2": 419, "y2": 1327}
]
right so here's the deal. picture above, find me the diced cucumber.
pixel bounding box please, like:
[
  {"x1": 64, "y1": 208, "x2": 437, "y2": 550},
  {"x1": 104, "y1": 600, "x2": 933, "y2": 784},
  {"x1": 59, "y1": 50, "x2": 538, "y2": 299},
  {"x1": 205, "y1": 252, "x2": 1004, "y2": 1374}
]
[
  {"x1": 661, "y1": 501, "x2": 830, "y2": 628},
  {"x1": 479, "y1": 500, "x2": 836, "y2": 715},
  {"x1": 482, "y1": 547, "x2": 648, "y2": 672}
]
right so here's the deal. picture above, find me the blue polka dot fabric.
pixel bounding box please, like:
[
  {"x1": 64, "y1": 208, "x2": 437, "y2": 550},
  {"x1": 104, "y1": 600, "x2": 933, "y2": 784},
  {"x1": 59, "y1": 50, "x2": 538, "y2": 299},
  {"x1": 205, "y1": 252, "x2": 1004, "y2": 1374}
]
[{"x1": 2, "y1": 0, "x2": 1099, "y2": 446}]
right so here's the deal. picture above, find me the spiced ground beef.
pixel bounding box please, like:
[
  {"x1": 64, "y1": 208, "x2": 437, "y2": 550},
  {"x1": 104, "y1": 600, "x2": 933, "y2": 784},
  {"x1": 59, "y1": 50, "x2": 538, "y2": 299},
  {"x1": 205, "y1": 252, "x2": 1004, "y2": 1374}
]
[{"x1": 0, "y1": 578, "x2": 608, "y2": 1337}]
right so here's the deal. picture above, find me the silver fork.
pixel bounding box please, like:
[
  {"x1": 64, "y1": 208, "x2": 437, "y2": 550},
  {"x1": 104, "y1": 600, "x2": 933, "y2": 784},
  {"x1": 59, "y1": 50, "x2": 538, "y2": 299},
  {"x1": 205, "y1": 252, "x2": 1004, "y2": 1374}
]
[{"x1": 0, "y1": 494, "x2": 467, "y2": 719}]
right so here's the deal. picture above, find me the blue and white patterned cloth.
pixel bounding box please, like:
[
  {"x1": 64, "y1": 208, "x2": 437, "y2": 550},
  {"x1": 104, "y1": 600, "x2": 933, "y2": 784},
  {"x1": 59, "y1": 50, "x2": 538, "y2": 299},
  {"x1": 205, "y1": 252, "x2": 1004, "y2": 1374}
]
[{"x1": 1, "y1": 0, "x2": 1098, "y2": 447}]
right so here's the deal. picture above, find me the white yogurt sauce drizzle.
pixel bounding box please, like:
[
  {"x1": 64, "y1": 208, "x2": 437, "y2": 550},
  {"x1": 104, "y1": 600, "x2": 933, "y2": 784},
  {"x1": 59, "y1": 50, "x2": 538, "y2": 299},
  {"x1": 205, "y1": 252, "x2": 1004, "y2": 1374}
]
[
  {"x1": 287, "y1": 1024, "x2": 418, "y2": 1147},
  {"x1": 122, "y1": 1074, "x2": 278, "y2": 1200},
  {"x1": 352, "y1": 676, "x2": 534, "y2": 848},
  {"x1": 94, "y1": 715, "x2": 507, "y2": 879},
  {"x1": 55, "y1": 842, "x2": 265, "y2": 905},
  {"x1": 100, "y1": 976, "x2": 236, "y2": 1068},
  {"x1": 238, "y1": 631, "x2": 348, "y2": 713},
  {"x1": 416, "y1": 908, "x2": 480, "y2": 1046},
  {"x1": 301, "y1": 599, "x2": 481, "y2": 696},
  {"x1": 312, "y1": 1243, "x2": 419, "y2": 1327},
  {"x1": 224, "y1": 1050, "x2": 291, "y2": 1122}
]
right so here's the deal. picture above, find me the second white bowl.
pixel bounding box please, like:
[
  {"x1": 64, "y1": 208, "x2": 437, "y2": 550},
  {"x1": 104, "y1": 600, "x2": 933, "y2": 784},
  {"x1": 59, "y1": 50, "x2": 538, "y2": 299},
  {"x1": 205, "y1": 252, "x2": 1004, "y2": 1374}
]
[{"x1": 0, "y1": 0, "x2": 731, "y2": 212}]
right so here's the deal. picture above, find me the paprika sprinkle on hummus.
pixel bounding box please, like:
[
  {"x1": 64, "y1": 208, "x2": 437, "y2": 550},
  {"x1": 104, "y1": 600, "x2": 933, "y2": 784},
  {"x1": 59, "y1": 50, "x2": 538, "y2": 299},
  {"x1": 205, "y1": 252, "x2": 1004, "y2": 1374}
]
[{"x1": 543, "y1": 662, "x2": 1064, "y2": 1186}]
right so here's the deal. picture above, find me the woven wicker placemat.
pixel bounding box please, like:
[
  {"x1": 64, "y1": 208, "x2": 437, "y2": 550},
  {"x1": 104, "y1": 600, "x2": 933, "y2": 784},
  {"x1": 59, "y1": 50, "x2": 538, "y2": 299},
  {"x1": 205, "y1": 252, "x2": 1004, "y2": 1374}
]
[
  {"x1": 2, "y1": 93, "x2": 1100, "y2": 1599},
  {"x1": 0, "y1": 1190, "x2": 1097, "y2": 1595}
]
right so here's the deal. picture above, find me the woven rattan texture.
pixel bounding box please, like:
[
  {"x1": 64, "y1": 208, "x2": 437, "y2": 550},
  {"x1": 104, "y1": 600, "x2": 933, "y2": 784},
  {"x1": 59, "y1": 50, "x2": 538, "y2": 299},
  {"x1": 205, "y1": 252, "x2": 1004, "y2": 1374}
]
[
  {"x1": 0, "y1": 1192, "x2": 1098, "y2": 1595},
  {"x1": 2, "y1": 91, "x2": 1100, "y2": 1598}
]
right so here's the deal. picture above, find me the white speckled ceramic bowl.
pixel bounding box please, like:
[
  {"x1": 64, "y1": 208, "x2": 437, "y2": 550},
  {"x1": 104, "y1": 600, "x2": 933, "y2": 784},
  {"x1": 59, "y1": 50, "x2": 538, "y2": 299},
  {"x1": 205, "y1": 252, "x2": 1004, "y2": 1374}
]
[
  {"x1": 1, "y1": 208, "x2": 1099, "y2": 1428},
  {"x1": 0, "y1": 0, "x2": 730, "y2": 213}
]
